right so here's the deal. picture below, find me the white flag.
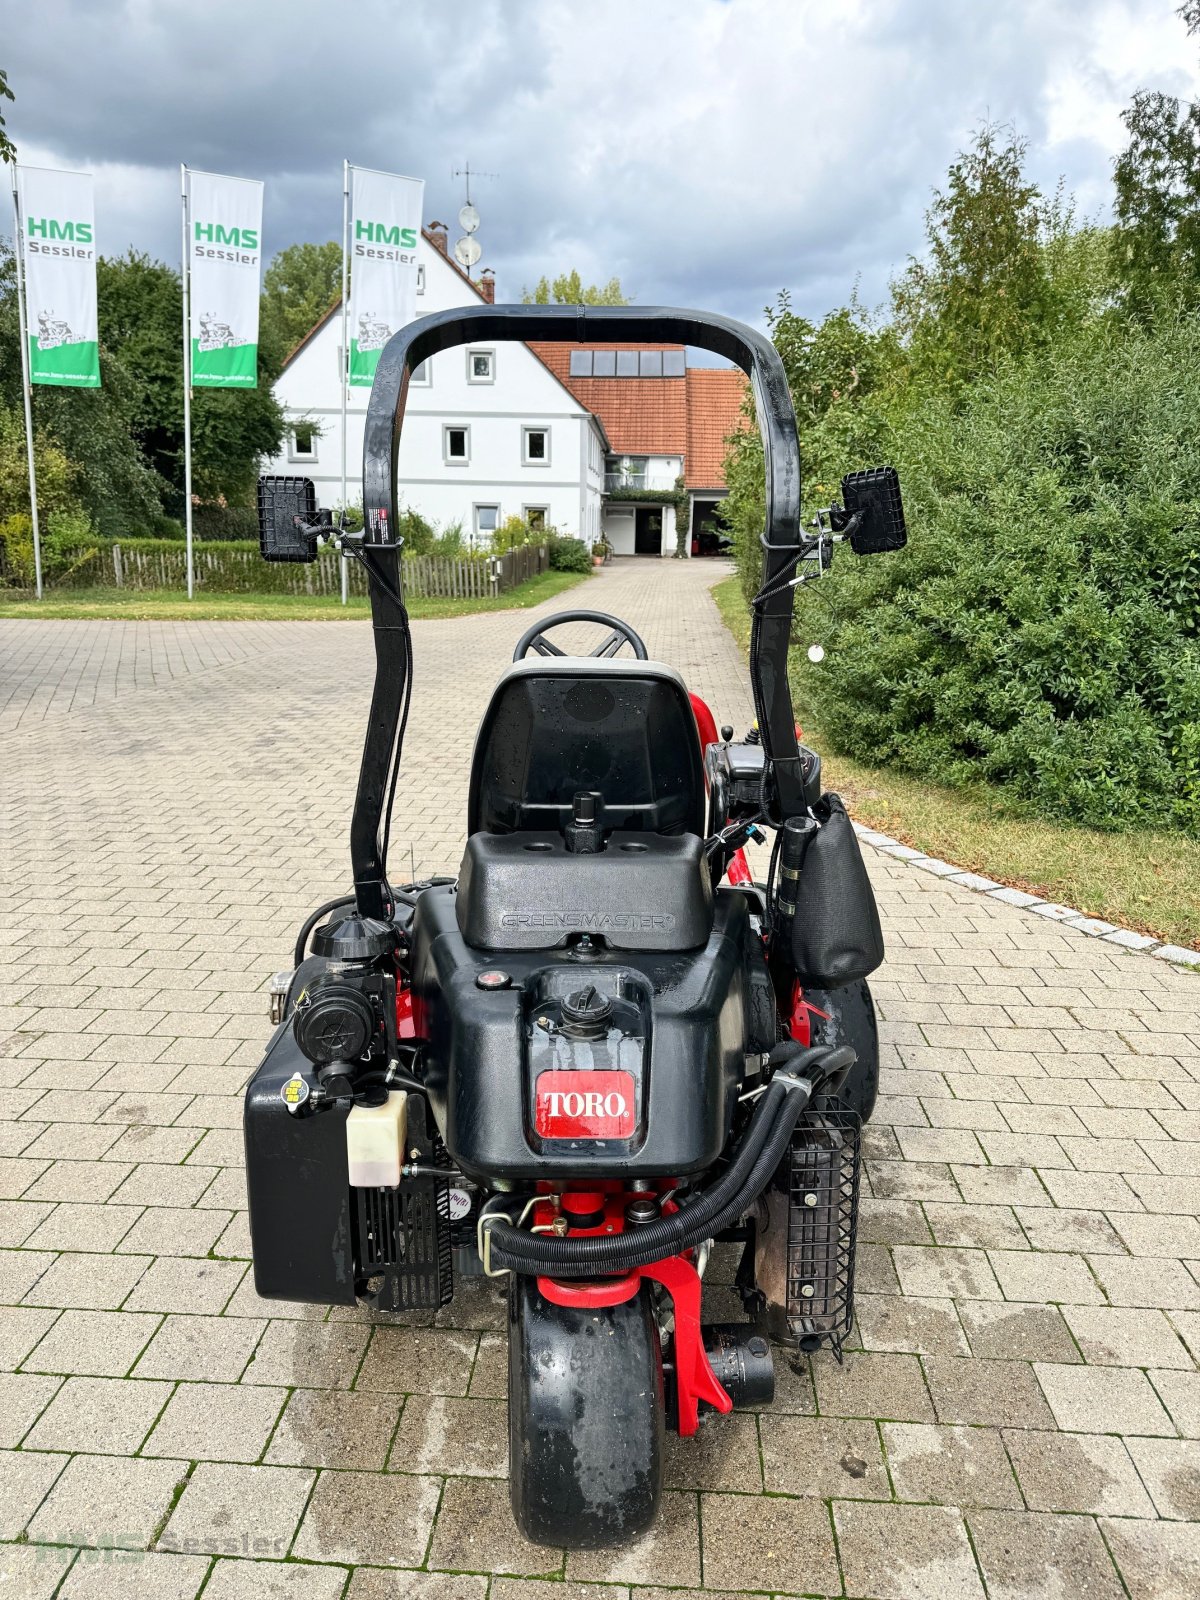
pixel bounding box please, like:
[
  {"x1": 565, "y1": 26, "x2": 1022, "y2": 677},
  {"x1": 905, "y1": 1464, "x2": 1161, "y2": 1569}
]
[
  {"x1": 348, "y1": 167, "x2": 425, "y2": 388},
  {"x1": 17, "y1": 165, "x2": 100, "y2": 388},
  {"x1": 186, "y1": 170, "x2": 264, "y2": 389}
]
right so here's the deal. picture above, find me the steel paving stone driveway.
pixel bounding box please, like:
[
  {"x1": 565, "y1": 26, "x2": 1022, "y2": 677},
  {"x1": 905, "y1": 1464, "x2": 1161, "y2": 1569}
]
[{"x1": 1, "y1": 557, "x2": 1199, "y2": 1598}]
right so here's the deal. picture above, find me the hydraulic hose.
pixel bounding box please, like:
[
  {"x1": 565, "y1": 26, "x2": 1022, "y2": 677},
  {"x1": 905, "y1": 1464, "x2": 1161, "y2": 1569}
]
[{"x1": 486, "y1": 1046, "x2": 854, "y2": 1278}]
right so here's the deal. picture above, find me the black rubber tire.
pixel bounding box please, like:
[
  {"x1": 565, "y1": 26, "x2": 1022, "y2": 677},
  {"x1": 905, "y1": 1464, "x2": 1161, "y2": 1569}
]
[
  {"x1": 508, "y1": 1277, "x2": 665, "y2": 1548},
  {"x1": 803, "y1": 978, "x2": 880, "y2": 1123}
]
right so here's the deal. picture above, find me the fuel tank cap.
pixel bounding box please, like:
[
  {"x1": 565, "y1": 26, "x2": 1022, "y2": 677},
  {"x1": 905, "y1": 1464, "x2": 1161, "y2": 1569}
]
[{"x1": 560, "y1": 983, "x2": 614, "y2": 1039}]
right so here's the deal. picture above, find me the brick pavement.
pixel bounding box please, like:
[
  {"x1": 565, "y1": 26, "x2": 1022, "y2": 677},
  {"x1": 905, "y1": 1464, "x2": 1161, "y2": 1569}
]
[{"x1": 1, "y1": 558, "x2": 1199, "y2": 1598}]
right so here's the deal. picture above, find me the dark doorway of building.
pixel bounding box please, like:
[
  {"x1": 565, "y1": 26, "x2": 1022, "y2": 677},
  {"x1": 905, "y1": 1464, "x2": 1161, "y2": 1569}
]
[
  {"x1": 634, "y1": 507, "x2": 663, "y2": 555},
  {"x1": 691, "y1": 499, "x2": 728, "y2": 556}
]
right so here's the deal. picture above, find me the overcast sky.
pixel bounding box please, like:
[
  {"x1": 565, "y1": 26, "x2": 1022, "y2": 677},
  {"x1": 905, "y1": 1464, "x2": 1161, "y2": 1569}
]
[{"x1": 4, "y1": 0, "x2": 1200, "y2": 330}]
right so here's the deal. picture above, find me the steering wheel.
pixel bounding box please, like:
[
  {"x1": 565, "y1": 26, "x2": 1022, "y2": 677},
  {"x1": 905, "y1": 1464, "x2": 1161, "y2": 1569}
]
[{"x1": 513, "y1": 609, "x2": 649, "y2": 661}]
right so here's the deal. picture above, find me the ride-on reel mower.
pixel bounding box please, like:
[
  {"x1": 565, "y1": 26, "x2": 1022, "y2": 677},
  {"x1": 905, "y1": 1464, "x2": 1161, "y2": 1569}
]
[{"x1": 244, "y1": 305, "x2": 907, "y2": 1548}]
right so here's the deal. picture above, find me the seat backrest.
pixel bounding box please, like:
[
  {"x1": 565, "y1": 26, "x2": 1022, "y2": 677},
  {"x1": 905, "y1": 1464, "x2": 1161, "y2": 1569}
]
[{"x1": 467, "y1": 658, "x2": 707, "y2": 838}]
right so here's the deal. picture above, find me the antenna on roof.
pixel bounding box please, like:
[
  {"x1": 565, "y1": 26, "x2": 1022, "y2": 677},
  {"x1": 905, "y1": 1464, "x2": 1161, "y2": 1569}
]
[{"x1": 452, "y1": 161, "x2": 496, "y2": 277}]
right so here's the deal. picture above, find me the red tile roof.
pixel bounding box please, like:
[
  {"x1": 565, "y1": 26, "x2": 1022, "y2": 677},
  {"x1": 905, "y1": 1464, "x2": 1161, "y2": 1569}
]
[
  {"x1": 528, "y1": 342, "x2": 688, "y2": 455},
  {"x1": 531, "y1": 342, "x2": 747, "y2": 486},
  {"x1": 685, "y1": 368, "x2": 749, "y2": 490}
]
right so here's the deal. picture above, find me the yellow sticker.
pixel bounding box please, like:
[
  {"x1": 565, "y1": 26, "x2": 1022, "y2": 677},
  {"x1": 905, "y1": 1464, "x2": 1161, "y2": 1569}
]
[{"x1": 281, "y1": 1073, "x2": 310, "y2": 1107}]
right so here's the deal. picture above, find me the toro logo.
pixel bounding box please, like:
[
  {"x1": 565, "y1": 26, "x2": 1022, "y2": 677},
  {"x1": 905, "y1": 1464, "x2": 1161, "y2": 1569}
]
[{"x1": 535, "y1": 1071, "x2": 635, "y2": 1140}]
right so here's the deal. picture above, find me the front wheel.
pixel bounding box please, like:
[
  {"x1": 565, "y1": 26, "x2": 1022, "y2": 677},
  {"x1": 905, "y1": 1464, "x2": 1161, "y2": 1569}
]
[
  {"x1": 509, "y1": 1277, "x2": 664, "y2": 1548},
  {"x1": 804, "y1": 977, "x2": 880, "y2": 1122}
]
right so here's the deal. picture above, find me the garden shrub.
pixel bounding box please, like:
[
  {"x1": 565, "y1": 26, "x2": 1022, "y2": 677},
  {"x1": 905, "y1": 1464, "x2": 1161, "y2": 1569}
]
[
  {"x1": 787, "y1": 313, "x2": 1200, "y2": 833},
  {"x1": 547, "y1": 535, "x2": 591, "y2": 573}
]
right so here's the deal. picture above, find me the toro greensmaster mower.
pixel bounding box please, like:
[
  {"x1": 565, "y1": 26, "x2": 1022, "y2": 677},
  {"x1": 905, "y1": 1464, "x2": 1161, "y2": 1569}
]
[{"x1": 244, "y1": 305, "x2": 907, "y2": 1548}]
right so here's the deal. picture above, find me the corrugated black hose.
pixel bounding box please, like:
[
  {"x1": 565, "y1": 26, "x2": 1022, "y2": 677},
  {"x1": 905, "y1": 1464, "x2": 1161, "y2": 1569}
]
[{"x1": 486, "y1": 1044, "x2": 855, "y2": 1277}]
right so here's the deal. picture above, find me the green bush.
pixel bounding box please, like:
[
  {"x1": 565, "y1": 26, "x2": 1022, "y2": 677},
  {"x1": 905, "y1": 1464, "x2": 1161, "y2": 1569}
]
[
  {"x1": 547, "y1": 535, "x2": 591, "y2": 573},
  {"x1": 789, "y1": 313, "x2": 1200, "y2": 834},
  {"x1": 492, "y1": 513, "x2": 538, "y2": 554},
  {"x1": 0, "y1": 507, "x2": 101, "y2": 586},
  {"x1": 193, "y1": 502, "x2": 259, "y2": 541}
]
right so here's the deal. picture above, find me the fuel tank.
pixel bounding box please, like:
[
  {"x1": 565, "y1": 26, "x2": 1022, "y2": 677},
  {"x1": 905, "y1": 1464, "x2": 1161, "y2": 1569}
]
[{"x1": 409, "y1": 884, "x2": 752, "y2": 1183}]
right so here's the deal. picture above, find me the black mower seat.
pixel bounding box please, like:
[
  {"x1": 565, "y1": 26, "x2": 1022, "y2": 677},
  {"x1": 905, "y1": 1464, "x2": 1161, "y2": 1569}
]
[{"x1": 466, "y1": 658, "x2": 707, "y2": 839}]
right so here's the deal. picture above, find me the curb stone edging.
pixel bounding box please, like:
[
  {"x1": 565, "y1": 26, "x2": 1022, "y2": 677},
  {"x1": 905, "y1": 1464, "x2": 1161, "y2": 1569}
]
[{"x1": 853, "y1": 823, "x2": 1200, "y2": 971}]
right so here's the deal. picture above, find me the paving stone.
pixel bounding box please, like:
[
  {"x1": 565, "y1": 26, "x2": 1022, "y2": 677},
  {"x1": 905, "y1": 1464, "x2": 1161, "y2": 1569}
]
[
  {"x1": 0, "y1": 1447, "x2": 70, "y2": 1537},
  {"x1": 884, "y1": 1421, "x2": 1021, "y2": 1508},
  {"x1": 57, "y1": 1548, "x2": 211, "y2": 1600},
  {"x1": 1014, "y1": 1206, "x2": 1126, "y2": 1254},
  {"x1": 30, "y1": 1452, "x2": 189, "y2": 1549},
  {"x1": 833, "y1": 1500, "x2": 985, "y2": 1600},
  {"x1": 116, "y1": 1208, "x2": 229, "y2": 1258},
  {"x1": 244, "y1": 1320, "x2": 370, "y2": 1389},
  {"x1": 758, "y1": 1413, "x2": 886, "y2": 1498},
  {"x1": 123, "y1": 1256, "x2": 245, "y2": 1315},
  {"x1": 1124, "y1": 1437, "x2": 1200, "y2": 1520},
  {"x1": 892, "y1": 1244, "x2": 1003, "y2": 1301},
  {"x1": 701, "y1": 1490, "x2": 837, "y2": 1595},
  {"x1": 24, "y1": 1374, "x2": 173, "y2": 1453},
  {"x1": 987, "y1": 1248, "x2": 1105, "y2": 1304},
  {"x1": 348, "y1": 1572, "x2": 487, "y2": 1600},
  {"x1": 957, "y1": 1299, "x2": 1081, "y2": 1362},
  {"x1": 967, "y1": 1508, "x2": 1125, "y2": 1600},
  {"x1": 812, "y1": 1349, "x2": 935, "y2": 1422},
  {"x1": 144, "y1": 1379, "x2": 287, "y2": 1462},
  {"x1": 0, "y1": 1544, "x2": 76, "y2": 1600},
  {"x1": 0, "y1": 1303, "x2": 57, "y2": 1369},
  {"x1": 1151, "y1": 1368, "x2": 1200, "y2": 1436},
  {"x1": 1100, "y1": 1516, "x2": 1200, "y2": 1600},
  {"x1": 22, "y1": 1250, "x2": 150, "y2": 1310},
  {"x1": 267, "y1": 1388, "x2": 401, "y2": 1471},
  {"x1": 159, "y1": 1462, "x2": 314, "y2": 1560},
  {"x1": 184, "y1": 1558, "x2": 345, "y2": 1600},
  {"x1": 132, "y1": 1312, "x2": 265, "y2": 1382},
  {"x1": 292, "y1": 1469, "x2": 441, "y2": 1569},
  {"x1": 23, "y1": 1307, "x2": 161, "y2": 1375},
  {"x1": 1089, "y1": 1254, "x2": 1200, "y2": 1310},
  {"x1": 924, "y1": 1355, "x2": 1056, "y2": 1428},
  {"x1": 355, "y1": 1327, "x2": 478, "y2": 1396},
  {"x1": 429, "y1": 1475, "x2": 562, "y2": 1578},
  {"x1": 1063, "y1": 1305, "x2": 1195, "y2": 1368},
  {"x1": 24, "y1": 1201, "x2": 141, "y2": 1253},
  {"x1": 855, "y1": 1292, "x2": 969, "y2": 1356},
  {"x1": 0, "y1": 1369, "x2": 63, "y2": 1445},
  {"x1": 923, "y1": 1201, "x2": 1026, "y2": 1249},
  {"x1": 1003, "y1": 1428, "x2": 1156, "y2": 1516},
  {"x1": 388, "y1": 1393, "x2": 506, "y2": 1479},
  {"x1": 1034, "y1": 1362, "x2": 1177, "y2": 1434}
]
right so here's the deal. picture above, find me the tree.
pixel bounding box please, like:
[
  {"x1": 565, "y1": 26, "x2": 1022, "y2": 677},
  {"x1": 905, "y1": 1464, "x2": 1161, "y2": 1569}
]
[
  {"x1": 892, "y1": 123, "x2": 1051, "y2": 384},
  {"x1": 98, "y1": 250, "x2": 285, "y2": 506},
  {"x1": 1110, "y1": 4, "x2": 1200, "y2": 312},
  {"x1": 260, "y1": 241, "x2": 342, "y2": 370},
  {"x1": 522, "y1": 270, "x2": 629, "y2": 305},
  {"x1": 0, "y1": 67, "x2": 16, "y2": 165},
  {"x1": 0, "y1": 244, "x2": 166, "y2": 539}
]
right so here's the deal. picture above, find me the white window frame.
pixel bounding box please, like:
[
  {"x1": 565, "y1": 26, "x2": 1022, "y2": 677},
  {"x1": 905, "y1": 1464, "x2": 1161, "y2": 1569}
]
[
  {"x1": 467, "y1": 348, "x2": 495, "y2": 384},
  {"x1": 416, "y1": 263, "x2": 426, "y2": 295},
  {"x1": 473, "y1": 502, "x2": 501, "y2": 542},
  {"x1": 443, "y1": 424, "x2": 470, "y2": 466},
  {"x1": 523, "y1": 504, "x2": 550, "y2": 532},
  {"x1": 522, "y1": 425, "x2": 551, "y2": 467},
  {"x1": 288, "y1": 423, "x2": 318, "y2": 463}
]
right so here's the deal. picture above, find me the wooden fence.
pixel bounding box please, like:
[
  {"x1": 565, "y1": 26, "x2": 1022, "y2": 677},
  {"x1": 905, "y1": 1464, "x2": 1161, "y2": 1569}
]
[{"x1": 31, "y1": 540, "x2": 549, "y2": 600}]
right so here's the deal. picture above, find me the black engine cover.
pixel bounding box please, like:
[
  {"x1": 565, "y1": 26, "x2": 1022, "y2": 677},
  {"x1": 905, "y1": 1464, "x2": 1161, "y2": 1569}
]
[{"x1": 410, "y1": 884, "x2": 752, "y2": 1183}]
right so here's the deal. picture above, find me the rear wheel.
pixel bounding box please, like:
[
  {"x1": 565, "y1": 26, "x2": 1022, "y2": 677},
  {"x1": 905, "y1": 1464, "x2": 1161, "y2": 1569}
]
[
  {"x1": 804, "y1": 978, "x2": 880, "y2": 1122},
  {"x1": 509, "y1": 1277, "x2": 664, "y2": 1548}
]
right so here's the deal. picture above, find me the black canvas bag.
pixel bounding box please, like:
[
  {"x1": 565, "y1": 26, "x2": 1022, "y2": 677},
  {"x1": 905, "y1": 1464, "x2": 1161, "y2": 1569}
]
[{"x1": 790, "y1": 793, "x2": 884, "y2": 987}]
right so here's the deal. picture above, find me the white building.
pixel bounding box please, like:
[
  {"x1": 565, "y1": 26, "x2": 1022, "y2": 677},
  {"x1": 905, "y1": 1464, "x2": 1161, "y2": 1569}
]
[
  {"x1": 265, "y1": 227, "x2": 607, "y2": 545},
  {"x1": 266, "y1": 225, "x2": 747, "y2": 557}
]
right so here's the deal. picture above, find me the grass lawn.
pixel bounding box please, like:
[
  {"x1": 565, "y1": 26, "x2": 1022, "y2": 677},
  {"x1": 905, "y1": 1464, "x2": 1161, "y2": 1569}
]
[
  {"x1": 0, "y1": 567, "x2": 591, "y2": 622},
  {"x1": 712, "y1": 575, "x2": 1200, "y2": 950}
]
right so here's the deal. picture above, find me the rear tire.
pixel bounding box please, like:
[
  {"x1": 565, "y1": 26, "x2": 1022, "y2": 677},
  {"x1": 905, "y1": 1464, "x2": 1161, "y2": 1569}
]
[
  {"x1": 508, "y1": 1277, "x2": 664, "y2": 1548},
  {"x1": 804, "y1": 978, "x2": 879, "y2": 1122}
]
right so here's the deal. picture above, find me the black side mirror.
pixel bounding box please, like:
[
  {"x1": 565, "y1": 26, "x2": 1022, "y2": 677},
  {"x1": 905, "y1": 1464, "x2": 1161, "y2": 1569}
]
[
  {"x1": 839, "y1": 466, "x2": 907, "y2": 555},
  {"x1": 257, "y1": 475, "x2": 324, "y2": 563}
]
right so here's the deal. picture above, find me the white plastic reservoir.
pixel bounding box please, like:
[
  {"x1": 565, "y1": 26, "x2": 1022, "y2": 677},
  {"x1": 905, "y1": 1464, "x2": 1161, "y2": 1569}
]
[{"x1": 346, "y1": 1091, "x2": 408, "y2": 1187}]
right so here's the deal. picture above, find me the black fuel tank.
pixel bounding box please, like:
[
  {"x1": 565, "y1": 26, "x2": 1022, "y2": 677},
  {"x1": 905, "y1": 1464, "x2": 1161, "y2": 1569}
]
[{"x1": 410, "y1": 885, "x2": 751, "y2": 1183}]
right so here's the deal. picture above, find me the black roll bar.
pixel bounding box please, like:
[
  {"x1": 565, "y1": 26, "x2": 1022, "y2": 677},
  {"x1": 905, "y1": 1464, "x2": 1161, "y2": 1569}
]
[{"x1": 351, "y1": 304, "x2": 806, "y2": 919}]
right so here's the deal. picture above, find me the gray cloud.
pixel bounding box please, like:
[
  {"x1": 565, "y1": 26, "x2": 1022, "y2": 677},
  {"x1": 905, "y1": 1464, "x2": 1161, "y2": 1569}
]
[{"x1": 4, "y1": 0, "x2": 1197, "y2": 327}]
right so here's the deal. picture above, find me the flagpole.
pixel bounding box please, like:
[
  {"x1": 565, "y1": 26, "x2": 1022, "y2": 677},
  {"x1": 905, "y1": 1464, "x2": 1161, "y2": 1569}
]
[
  {"x1": 180, "y1": 163, "x2": 195, "y2": 600},
  {"x1": 340, "y1": 158, "x2": 350, "y2": 606},
  {"x1": 10, "y1": 163, "x2": 43, "y2": 600}
]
